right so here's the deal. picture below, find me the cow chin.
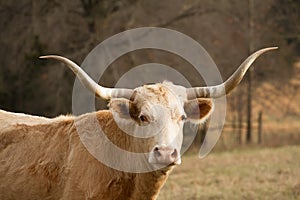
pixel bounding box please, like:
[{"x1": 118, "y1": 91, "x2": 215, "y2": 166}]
[{"x1": 148, "y1": 156, "x2": 181, "y2": 171}]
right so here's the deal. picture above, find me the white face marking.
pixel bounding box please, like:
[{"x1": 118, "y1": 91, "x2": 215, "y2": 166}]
[{"x1": 132, "y1": 82, "x2": 187, "y2": 165}]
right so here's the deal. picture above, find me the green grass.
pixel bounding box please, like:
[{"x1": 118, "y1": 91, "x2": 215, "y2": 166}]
[{"x1": 158, "y1": 145, "x2": 300, "y2": 200}]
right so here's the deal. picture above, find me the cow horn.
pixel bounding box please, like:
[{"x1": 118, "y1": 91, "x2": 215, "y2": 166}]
[
  {"x1": 39, "y1": 55, "x2": 134, "y2": 100},
  {"x1": 186, "y1": 47, "x2": 278, "y2": 99}
]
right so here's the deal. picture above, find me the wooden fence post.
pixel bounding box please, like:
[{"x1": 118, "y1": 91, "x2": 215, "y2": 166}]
[{"x1": 258, "y1": 111, "x2": 263, "y2": 144}]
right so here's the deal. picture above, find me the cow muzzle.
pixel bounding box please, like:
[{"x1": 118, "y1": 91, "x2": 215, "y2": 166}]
[{"x1": 149, "y1": 145, "x2": 181, "y2": 165}]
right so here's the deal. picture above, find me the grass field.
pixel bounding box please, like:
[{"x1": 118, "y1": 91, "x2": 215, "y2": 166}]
[{"x1": 158, "y1": 145, "x2": 300, "y2": 200}]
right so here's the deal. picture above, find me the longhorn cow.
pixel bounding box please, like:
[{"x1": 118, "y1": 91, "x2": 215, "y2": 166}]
[{"x1": 0, "y1": 47, "x2": 277, "y2": 200}]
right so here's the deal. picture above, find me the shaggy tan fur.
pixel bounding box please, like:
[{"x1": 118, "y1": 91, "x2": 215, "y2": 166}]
[{"x1": 0, "y1": 110, "x2": 173, "y2": 200}]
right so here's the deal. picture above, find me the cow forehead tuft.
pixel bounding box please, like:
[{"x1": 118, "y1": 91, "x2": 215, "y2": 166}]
[{"x1": 134, "y1": 83, "x2": 181, "y2": 105}]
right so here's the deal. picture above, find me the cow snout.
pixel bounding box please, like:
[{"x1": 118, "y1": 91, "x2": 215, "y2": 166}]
[{"x1": 151, "y1": 146, "x2": 180, "y2": 165}]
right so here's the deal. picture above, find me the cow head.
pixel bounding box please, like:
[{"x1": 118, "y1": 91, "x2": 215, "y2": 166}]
[
  {"x1": 40, "y1": 47, "x2": 276, "y2": 168},
  {"x1": 108, "y1": 82, "x2": 213, "y2": 166}
]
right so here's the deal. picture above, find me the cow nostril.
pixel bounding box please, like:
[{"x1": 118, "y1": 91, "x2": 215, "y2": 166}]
[
  {"x1": 154, "y1": 147, "x2": 161, "y2": 157},
  {"x1": 171, "y1": 149, "x2": 178, "y2": 158}
]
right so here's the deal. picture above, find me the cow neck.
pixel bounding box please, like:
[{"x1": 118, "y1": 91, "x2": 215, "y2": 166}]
[{"x1": 130, "y1": 168, "x2": 174, "y2": 200}]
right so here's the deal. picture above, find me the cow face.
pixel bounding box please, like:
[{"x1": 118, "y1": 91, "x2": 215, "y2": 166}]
[{"x1": 109, "y1": 82, "x2": 213, "y2": 167}]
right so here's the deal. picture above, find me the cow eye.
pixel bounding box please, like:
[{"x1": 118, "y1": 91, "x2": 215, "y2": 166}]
[
  {"x1": 181, "y1": 115, "x2": 187, "y2": 121},
  {"x1": 139, "y1": 115, "x2": 149, "y2": 122}
]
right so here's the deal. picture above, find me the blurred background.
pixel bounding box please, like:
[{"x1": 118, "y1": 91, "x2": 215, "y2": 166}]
[{"x1": 0, "y1": 0, "x2": 299, "y2": 199}]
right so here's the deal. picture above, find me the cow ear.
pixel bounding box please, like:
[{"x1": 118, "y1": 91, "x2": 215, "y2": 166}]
[
  {"x1": 108, "y1": 98, "x2": 138, "y2": 119},
  {"x1": 184, "y1": 98, "x2": 214, "y2": 124}
]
